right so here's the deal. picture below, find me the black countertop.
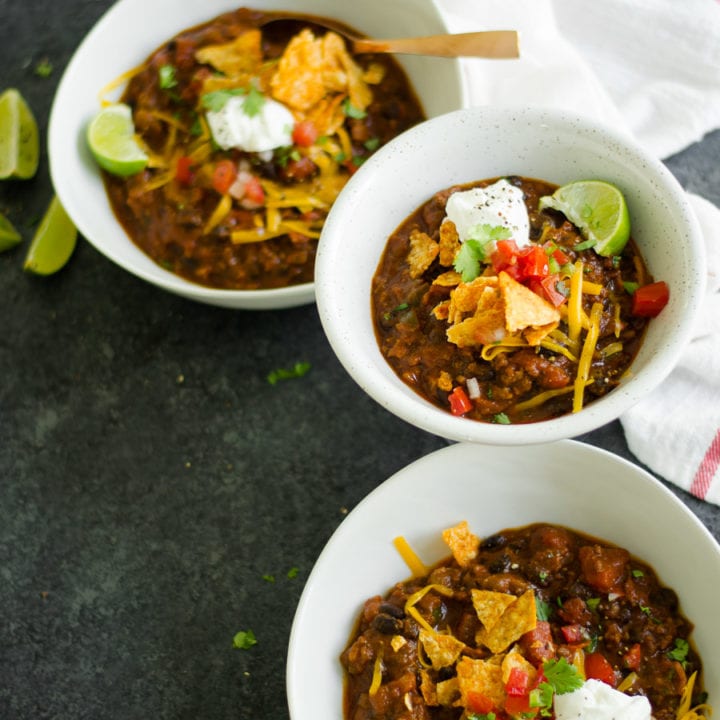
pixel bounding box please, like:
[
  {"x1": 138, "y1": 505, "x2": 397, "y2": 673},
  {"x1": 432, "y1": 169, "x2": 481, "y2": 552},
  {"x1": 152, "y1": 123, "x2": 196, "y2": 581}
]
[{"x1": 1, "y1": 3, "x2": 719, "y2": 718}]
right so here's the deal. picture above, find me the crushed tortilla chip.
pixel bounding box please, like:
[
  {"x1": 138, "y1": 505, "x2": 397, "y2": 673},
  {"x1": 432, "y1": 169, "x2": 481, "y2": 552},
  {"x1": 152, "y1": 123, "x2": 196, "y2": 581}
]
[
  {"x1": 270, "y1": 29, "x2": 372, "y2": 114},
  {"x1": 447, "y1": 277, "x2": 499, "y2": 325},
  {"x1": 471, "y1": 589, "x2": 517, "y2": 630},
  {"x1": 195, "y1": 29, "x2": 263, "y2": 77},
  {"x1": 391, "y1": 635, "x2": 407, "y2": 652},
  {"x1": 437, "y1": 677, "x2": 460, "y2": 706},
  {"x1": 420, "y1": 670, "x2": 439, "y2": 706},
  {"x1": 419, "y1": 629, "x2": 465, "y2": 670},
  {"x1": 433, "y1": 270, "x2": 462, "y2": 287},
  {"x1": 408, "y1": 228, "x2": 439, "y2": 278},
  {"x1": 456, "y1": 656, "x2": 506, "y2": 709},
  {"x1": 432, "y1": 300, "x2": 450, "y2": 321},
  {"x1": 476, "y1": 590, "x2": 537, "y2": 654},
  {"x1": 442, "y1": 521, "x2": 480, "y2": 567},
  {"x1": 499, "y1": 271, "x2": 561, "y2": 338},
  {"x1": 502, "y1": 646, "x2": 538, "y2": 685},
  {"x1": 437, "y1": 370, "x2": 453, "y2": 392},
  {"x1": 439, "y1": 219, "x2": 461, "y2": 266}
]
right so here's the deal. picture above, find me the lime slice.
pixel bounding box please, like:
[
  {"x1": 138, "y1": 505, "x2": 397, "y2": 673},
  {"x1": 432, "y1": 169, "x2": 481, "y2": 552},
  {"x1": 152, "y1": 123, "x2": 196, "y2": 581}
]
[
  {"x1": 539, "y1": 180, "x2": 631, "y2": 256},
  {"x1": 0, "y1": 88, "x2": 40, "y2": 179},
  {"x1": 87, "y1": 103, "x2": 149, "y2": 176},
  {"x1": 23, "y1": 196, "x2": 77, "y2": 275},
  {"x1": 0, "y1": 211, "x2": 22, "y2": 251}
]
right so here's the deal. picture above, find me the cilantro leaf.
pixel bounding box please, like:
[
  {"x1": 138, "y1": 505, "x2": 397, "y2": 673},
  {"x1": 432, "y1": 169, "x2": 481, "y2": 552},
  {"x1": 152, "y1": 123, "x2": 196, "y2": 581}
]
[
  {"x1": 242, "y1": 83, "x2": 266, "y2": 117},
  {"x1": 536, "y1": 598, "x2": 552, "y2": 621},
  {"x1": 159, "y1": 64, "x2": 178, "y2": 89},
  {"x1": 267, "y1": 362, "x2": 311, "y2": 386},
  {"x1": 342, "y1": 98, "x2": 367, "y2": 119},
  {"x1": 493, "y1": 412, "x2": 511, "y2": 425},
  {"x1": 468, "y1": 223, "x2": 512, "y2": 245},
  {"x1": 453, "y1": 239, "x2": 486, "y2": 282},
  {"x1": 543, "y1": 657, "x2": 583, "y2": 695},
  {"x1": 232, "y1": 629, "x2": 257, "y2": 650},
  {"x1": 667, "y1": 638, "x2": 689, "y2": 664},
  {"x1": 201, "y1": 88, "x2": 246, "y2": 112}
]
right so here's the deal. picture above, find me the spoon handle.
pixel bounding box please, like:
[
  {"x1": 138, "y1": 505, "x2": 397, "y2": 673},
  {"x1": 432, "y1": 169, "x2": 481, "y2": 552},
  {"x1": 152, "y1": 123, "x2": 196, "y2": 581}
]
[{"x1": 353, "y1": 30, "x2": 520, "y2": 59}]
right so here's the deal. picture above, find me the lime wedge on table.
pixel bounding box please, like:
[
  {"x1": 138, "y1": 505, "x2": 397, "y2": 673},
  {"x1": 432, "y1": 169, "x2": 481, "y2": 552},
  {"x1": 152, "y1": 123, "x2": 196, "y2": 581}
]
[
  {"x1": 87, "y1": 103, "x2": 148, "y2": 176},
  {"x1": 23, "y1": 196, "x2": 77, "y2": 275},
  {"x1": 0, "y1": 212, "x2": 22, "y2": 251},
  {"x1": 539, "y1": 180, "x2": 630, "y2": 256},
  {"x1": 0, "y1": 88, "x2": 39, "y2": 179}
]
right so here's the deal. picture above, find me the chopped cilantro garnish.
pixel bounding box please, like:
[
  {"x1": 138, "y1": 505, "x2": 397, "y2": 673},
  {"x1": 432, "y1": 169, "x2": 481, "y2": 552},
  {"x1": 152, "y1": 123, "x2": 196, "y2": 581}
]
[
  {"x1": 287, "y1": 567, "x2": 299, "y2": 579},
  {"x1": 202, "y1": 82, "x2": 267, "y2": 116},
  {"x1": 623, "y1": 281, "x2": 640, "y2": 294},
  {"x1": 233, "y1": 629, "x2": 257, "y2": 650},
  {"x1": 159, "y1": 64, "x2": 178, "y2": 89},
  {"x1": 453, "y1": 225, "x2": 511, "y2": 281},
  {"x1": 667, "y1": 638, "x2": 689, "y2": 664},
  {"x1": 334, "y1": 151, "x2": 347, "y2": 163},
  {"x1": 493, "y1": 412, "x2": 511, "y2": 425},
  {"x1": 364, "y1": 137, "x2": 380, "y2": 151},
  {"x1": 543, "y1": 657, "x2": 584, "y2": 695},
  {"x1": 536, "y1": 598, "x2": 552, "y2": 620},
  {"x1": 34, "y1": 58, "x2": 53, "y2": 78},
  {"x1": 468, "y1": 713, "x2": 496, "y2": 720},
  {"x1": 242, "y1": 82, "x2": 266, "y2": 117},
  {"x1": 342, "y1": 98, "x2": 367, "y2": 119},
  {"x1": 267, "y1": 362, "x2": 311, "y2": 385},
  {"x1": 586, "y1": 597, "x2": 601, "y2": 612},
  {"x1": 640, "y1": 605, "x2": 652, "y2": 616},
  {"x1": 632, "y1": 569, "x2": 644, "y2": 578}
]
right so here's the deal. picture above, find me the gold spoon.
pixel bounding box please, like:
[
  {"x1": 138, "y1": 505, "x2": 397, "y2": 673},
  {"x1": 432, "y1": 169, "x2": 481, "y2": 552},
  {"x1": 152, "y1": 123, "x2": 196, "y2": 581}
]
[{"x1": 259, "y1": 15, "x2": 520, "y2": 59}]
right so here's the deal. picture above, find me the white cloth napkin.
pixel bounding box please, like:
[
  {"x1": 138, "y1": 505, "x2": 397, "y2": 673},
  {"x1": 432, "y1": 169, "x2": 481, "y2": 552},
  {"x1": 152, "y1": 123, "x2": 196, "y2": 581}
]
[{"x1": 436, "y1": 0, "x2": 720, "y2": 504}]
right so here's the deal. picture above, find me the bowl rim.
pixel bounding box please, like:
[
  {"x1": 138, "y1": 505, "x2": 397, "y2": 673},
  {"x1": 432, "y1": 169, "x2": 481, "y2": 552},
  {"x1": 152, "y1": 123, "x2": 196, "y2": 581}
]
[
  {"x1": 286, "y1": 439, "x2": 720, "y2": 720},
  {"x1": 47, "y1": 0, "x2": 468, "y2": 309},
  {"x1": 315, "y1": 105, "x2": 706, "y2": 443}
]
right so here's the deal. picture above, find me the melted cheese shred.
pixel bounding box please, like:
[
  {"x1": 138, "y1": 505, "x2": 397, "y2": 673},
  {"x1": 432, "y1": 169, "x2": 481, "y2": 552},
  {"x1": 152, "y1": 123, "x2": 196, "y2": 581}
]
[
  {"x1": 404, "y1": 584, "x2": 455, "y2": 635},
  {"x1": 573, "y1": 301, "x2": 603, "y2": 413},
  {"x1": 393, "y1": 536, "x2": 428, "y2": 578},
  {"x1": 567, "y1": 260, "x2": 584, "y2": 345},
  {"x1": 368, "y1": 646, "x2": 384, "y2": 696},
  {"x1": 676, "y1": 672, "x2": 712, "y2": 720}
]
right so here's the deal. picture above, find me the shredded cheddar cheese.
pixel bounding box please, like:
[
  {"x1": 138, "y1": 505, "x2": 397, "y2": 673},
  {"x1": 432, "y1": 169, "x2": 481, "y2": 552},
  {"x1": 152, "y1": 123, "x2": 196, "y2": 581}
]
[
  {"x1": 392, "y1": 536, "x2": 428, "y2": 578},
  {"x1": 573, "y1": 301, "x2": 603, "y2": 413},
  {"x1": 567, "y1": 260, "x2": 584, "y2": 344},
  {"x1": 368, "y1": 647, "x2": 384, "y2": 696}
]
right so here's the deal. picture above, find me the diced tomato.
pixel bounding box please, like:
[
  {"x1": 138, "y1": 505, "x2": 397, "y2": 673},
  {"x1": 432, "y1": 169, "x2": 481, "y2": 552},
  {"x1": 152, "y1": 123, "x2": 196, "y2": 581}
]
[
  {"x1": 518, "y1": 245, "x2": 549, "y2": 279},
  {"x1": 560, "y1": 624, "x2": 585, "y2": 644},
  {"x1": 292, "y1": 120, "x2": 319, "y2": 147},
  {"x1": 505, "y1": 694, "x2": 537, "y2": 717},
  {"x1": 623, "y1": 643, "x2": 642, "y2": 670},
  {"x1": 552, "y1": 247, "x2": 571, "y2": 265},
  {"x1": 175, "y1": 156, "x2": 194, "y2": 185},
  {"x1": 467, "y1": 691, "x2": 494, "y2": 715},
  {"x1": 448, "y1": 386, "x2": 473, "y2": 416},
  {"x1": 212, "y1": 159, "x2": 237, "y2": 195},
  {"x1": 632, "y1": 281, "x2": 669, "y2": 317},
  {"x1": 585, "y1": 652, "x2": 617, "y2": 687},
  {"x1": 505, "y1": 667, "x2": 531, "y2": 696},
  {"x1": 528, "y1": 274, "x2": 567, "y2": 307},
  {"x1": 242, "y1": 175, "x2": 265, "y2": 206},
  {"x1": 490, "y1": 238, "x2": 520, "y2": 274}
]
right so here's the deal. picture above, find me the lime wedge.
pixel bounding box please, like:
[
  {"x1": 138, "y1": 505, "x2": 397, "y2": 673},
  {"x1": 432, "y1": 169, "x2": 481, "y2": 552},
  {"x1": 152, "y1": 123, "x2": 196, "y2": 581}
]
[
  {"x1": 539, "y1": 180, "x2": 631, "y2": 256},
  {"x1": 24, "y1": 196, "x2": 77, "y2": 275},
  {"x1": 87, "y1": 103, "x2": 149, "y2": 176},
  {"x1": 0, "y1": 211, "x2": 22, "y2": 251},
  {"x1": 0, "y1": 88, "x2": 40, "y2": 179}
]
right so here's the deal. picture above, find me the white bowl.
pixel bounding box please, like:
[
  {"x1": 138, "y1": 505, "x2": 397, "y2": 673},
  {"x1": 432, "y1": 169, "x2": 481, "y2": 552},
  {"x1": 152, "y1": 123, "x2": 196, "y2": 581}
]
[
  {"x1": 48, "y1": 0, "x2": 467, "y2": 310},
  {"x1": 315, "y1": 106, "x2": 705, "y2": 441},
  {"x1": 287, "y1": 440, "x2": 720, "y2": 720}
]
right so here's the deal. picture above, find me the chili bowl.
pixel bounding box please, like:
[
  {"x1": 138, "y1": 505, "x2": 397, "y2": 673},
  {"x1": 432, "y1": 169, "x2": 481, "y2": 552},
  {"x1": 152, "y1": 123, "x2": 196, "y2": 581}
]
[
  {"x1": 287, "y1": 440, "x2": 720, "y2": 720},
  {"x1": 315, "y1": 105, "x2": 705, "y2": 442},
  {"x1": 48, "y1": 0, "x2": 468, "y2": 310}
]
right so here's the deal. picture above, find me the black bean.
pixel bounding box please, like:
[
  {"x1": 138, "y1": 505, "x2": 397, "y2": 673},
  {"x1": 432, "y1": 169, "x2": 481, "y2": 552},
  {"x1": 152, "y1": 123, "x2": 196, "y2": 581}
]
[{"x1": 371, "y1": 613, "x2": 403, "y2": 635}]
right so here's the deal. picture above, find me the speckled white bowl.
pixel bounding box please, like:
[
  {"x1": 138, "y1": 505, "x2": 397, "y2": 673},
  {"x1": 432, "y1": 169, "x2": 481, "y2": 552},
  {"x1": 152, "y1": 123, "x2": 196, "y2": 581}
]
[
  {"x1": 315, "y1": 106, "x2": 705, "y2": 443},
  {"x1": 48, "y1": 0, "x2": 467, "y2": 309},
  {"x1": 287, "y1": 441, "x2": 720, "y2": 720}
]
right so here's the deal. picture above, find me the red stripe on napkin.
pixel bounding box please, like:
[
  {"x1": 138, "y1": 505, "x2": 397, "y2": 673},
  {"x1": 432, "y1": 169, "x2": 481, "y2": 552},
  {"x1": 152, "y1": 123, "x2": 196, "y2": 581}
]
[{"x1": 689, "y1": 429, "x2": 720, "y2": 499}]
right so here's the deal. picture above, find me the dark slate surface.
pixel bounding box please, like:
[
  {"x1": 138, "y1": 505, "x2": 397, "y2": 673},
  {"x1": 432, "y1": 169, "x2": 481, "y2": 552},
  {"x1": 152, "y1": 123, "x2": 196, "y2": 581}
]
[{"x1": 1, "y1": 3, "x2": 718, "y2": 719}]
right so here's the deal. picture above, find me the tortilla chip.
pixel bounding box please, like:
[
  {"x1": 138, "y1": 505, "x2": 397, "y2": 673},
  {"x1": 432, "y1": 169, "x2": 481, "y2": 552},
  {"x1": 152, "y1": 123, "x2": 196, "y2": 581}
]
[
  {"x1": 442, "y1": 521, "x2": 479, "y2": 567},
  {"x1": 471, "y1": 589, "x2": 517, "y2": 630},
  {"x1": 419, "y1": 629, "x2": 465, "y2": 669},
  {"x1": 269, "y1": 29, "x2": 372, "y2": 113},
  {"x1": 195, "y1": 29, "x2": 263, "y2": 77},
  {"x1": 437, "y1": 677, "x2": 460, "y2": 706},
  {"x1": 408, "y1": 228, "x2": 439, "y2": 278},
  {"x1": 477, "y1": 590, "x2": 537, "y2": 654},
  {"x1": 456, "y1": 656, "x2": 506, "y2": 710},
  {"x1": 447, "y1": 307, "x2": 507, "y2": 348},
  {"x1": 501, "y1": 646, "x2": 538, "y2": 685},
  {"x1": 447, "y1": 277, "x2": 499, "y2": 325},
  {"x1": 420, "y1": 669, "x2": 438, "y2": 706},
  {"x1": 523, "y1": 322, "x2": 559, "y2": 346},
  {"x1": 433, "y1": 270, "x2": 462, "y2": 287},
  {"x1": 391, "y1": 635, "x2": 407, "y2": 652},
  {"x1": 437, "y1": 371, "x2": 453, "y2": 392},
  {"x1": 439, "y1": 219, "x2": 461, "y2": 266},
  {"x1": 432, "y1": 300, "x2": 450, "y2": 321},
  {"x1": 499, "y1": 271, "x2": 561, "y2": 334}
]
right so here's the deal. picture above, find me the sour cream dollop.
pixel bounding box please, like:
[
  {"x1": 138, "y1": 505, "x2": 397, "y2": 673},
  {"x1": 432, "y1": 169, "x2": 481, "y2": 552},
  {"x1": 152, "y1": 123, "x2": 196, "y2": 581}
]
[
  {"x1": 206, "y1": 95, "x2": 294, "y2": 153},
  {"x1": 554, "y1": 679, "x2": 653, "y2": 720},
  {"x1": 443, "y1": 178, "x2": 530, "y2": 248}
]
